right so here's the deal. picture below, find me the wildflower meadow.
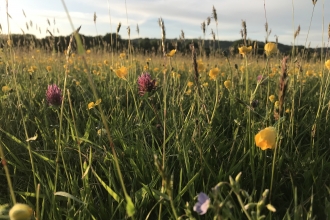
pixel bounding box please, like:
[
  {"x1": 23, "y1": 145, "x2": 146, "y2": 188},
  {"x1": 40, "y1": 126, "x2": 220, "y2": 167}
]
[{"x1": 1, "y1": 1, "x2": 330, "y2": 220}]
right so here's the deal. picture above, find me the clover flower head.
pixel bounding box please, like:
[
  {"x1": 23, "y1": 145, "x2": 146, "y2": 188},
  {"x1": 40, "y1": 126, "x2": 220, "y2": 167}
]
[
  {"x1": 193, "y1": 192, "x2": 210, "y2": 215},
  {"x1": 137, "y1": 73, "x2": 156, "y2": 96},
  {"x1": 46, "y1": 84, "x2": 62, "y2": 107}
]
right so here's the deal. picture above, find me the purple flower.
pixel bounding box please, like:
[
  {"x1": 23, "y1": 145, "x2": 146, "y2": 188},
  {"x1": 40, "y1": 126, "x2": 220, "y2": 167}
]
[
  {"x1": 137, "y1": 73, "x2": 156, "y2": 96},
  {"x1": 193, "y1": 192, "x2": 210, "y2": 215},
  {"x1": 46, "y1": 84, "x2": 62, "y2": 106}
]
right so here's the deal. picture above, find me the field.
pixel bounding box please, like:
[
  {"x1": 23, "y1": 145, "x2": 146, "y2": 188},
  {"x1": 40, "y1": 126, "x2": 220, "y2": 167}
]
[{"x1": 1, "y1": 2, "x2": 330, "y2": 220}]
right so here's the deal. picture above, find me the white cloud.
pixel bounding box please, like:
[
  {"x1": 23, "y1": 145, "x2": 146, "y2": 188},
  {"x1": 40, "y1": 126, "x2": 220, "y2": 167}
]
[{"x1": 0, "y1": 0, "x2": 328, "y2": 46}]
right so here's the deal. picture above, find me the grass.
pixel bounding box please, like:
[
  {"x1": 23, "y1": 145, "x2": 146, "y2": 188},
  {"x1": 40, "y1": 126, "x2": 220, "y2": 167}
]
[{"x1": 1, "y1": 2, "x2": 330, "y2": 220}]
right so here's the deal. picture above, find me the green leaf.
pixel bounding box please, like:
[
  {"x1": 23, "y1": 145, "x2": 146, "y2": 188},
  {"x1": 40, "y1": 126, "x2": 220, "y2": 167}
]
[
  {"x1": 54, "y1": 191, "x2": 85, "y2": 204},
  {"x1": 91, "y1": 168, "x2": 122, "y2": 202},
  {"x1": 125, "y1": 196, "x2": 135, "y2": 217}
]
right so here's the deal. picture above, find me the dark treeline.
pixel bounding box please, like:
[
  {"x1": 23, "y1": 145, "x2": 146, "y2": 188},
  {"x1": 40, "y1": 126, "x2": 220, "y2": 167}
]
[{"x1": 0, "y1": 33, "x2": 326, "y2": 59}]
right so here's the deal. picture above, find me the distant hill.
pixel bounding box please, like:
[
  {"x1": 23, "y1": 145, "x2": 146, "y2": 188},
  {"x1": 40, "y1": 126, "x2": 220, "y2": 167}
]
[{"x1": 1, "y1": 33, "x2": 324, "y2": 58}]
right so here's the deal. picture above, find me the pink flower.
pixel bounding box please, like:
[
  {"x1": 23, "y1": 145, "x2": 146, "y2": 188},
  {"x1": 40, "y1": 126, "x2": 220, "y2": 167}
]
[
  {"x1": 137, "y1": 73, "x2": 156, "y2": 96},
  {"x1": 46, "y1": 84, "x2": 62, "y2": 106}
]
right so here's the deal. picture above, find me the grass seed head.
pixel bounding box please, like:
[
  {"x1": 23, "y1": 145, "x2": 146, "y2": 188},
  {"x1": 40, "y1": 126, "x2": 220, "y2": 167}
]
[
  {"x1": 294, "y1": 25, "x2": 300, "y2": 39},
  {"x1": 117, "y1": 22, "x2": 121, "y2": 33},
  {"x1": 201, "y1": 21, "x2": 206, "y2": 35},
  {"x1": 212, "y1": 5, "x2": 218, "y2": 24},
  {"x1": 206, "y1": 16, "x2": 211, "y2": 26}
]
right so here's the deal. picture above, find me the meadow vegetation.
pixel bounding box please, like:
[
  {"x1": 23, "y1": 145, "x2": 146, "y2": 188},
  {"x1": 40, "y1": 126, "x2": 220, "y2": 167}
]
[{"x1": 1, "y1": 1, "x2": 330, "y2": 220}]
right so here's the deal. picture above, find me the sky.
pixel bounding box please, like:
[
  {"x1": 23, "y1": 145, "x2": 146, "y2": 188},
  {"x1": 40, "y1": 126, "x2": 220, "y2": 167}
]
[{"x1": 0, "y1": 0, "x2": 329, "y2": 47}]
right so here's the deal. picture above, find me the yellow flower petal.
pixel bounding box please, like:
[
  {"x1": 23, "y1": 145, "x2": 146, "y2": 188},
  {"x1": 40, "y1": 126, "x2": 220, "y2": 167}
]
[
  {"x1": 325, "y1": 60, "x2": 330, "y2": 70},
  {"x1": 95, "y1": 99, "x2": 102, "y2": 105},
  {"x1": 88, "y1": 102, "x2": 95, "y2": 110},
  {"x1": 255, "y1": 127, "x2": 277, "y2": 150},
  {"x1": 2, "y1": 85, "x2": 11, "y2": 93},
  {"x1": 119, "y1": 53, "x2": 126, "y2": 58},
  {"x1": 202, "y1": 82, "x2": 208, "y2": 88},
  {"x1": 269, "y1": 95, "x2": 276, "y2": 103},
  {"x1": 209, "y1": 67, "x2": 219, "y2": 80},
  {"x1": 224, "y1": 80, "x2": 231, "y2": 89},
  {"x1": 166, "y1": 49, "x2": 177, "y2": 57},
  {"x1": 185, "y1": 89, "x2": 192, "y2": 95},
  {"x1": 238, "y1": 46, "x2": 252, "y2": 55},
  {"x1": 264, "y1": 42, "x2": 277, "y2": 56},
  {"x1": 46, "y1": 66, "x2": 52, "y2": 72},
  {"x1": 115, "y1": 66, "x2": 128, "y2": 79},
  {"x1": 197, "y1": 59, "x2": 205, "y2": 72}
]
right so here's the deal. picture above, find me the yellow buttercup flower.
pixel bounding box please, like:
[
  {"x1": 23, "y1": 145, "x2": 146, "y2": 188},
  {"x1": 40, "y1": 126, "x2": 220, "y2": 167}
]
[
  {"x1": 2, "y1": 85, "x2": 11, "y2": 93},
  {"x1": 209, "y1": 67, "x2": 219, "y2": 80},
  {"x1": 238, "y1": 46, "x2": 252, "y2": 56},
  {"x1": 9, "y1": 203, "x2": 33, "y2": 220},
  {"x1": 306, "y1": 70, "x2": 314, "y2": 77},
  {"x1": 28, "y1": 66, "x2": 37, "y2": 73},
  {"x1": 187, "y1": 81, "x2": 194, "y2": 87},
  {"x1": 185, "y1": 89, "x2": 192, "y2": 95},
  {"x1": 88, "y1": 99, "x2": 102, "y2": 110},
  {"x1": 274, "y1": 101, "x2": 279, "y2": 109},
  {"x1": 255, "y1": 127, "x2": 277, "y2": 150},
  {"x1": 264, "y1": 42, "x2": 277, "y2": 56},
  {"x1": 224, "y1": 80, "x2": 231, "y2": 89},
  {"x1": 269, "y1": 95, "x2": 276, "y2": 103},
  {"x1": 325, "y1": 60, "x2": 330, "y2": 70},
  {"x1": 166, "y1": 49, "x2": 176, "y2": 57},
  {"x1": 202, "y1": 82, "x2": 208, "y2": 88},
  {"x1": 115, "y1": 66, "x2": 128, "y2": 79},
  {"x1": 197, "y1": 59, "x2": 205, "y2": 72},
  {"x1": 88, "y1": 102, "x2": 95, "y2": 109},
  {"x1": 86, "y1": 49, "x2": 91, "y2": 55},
  {"x1": 119, "y1": 53, "x2": 126, "y2": 59},
  {"x1": 97, "y1": 128, "x2": 107, "y2": 137}
]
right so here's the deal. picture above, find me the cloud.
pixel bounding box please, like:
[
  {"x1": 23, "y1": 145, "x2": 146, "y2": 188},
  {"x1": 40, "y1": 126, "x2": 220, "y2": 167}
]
[{"x1": 0, "y1": 0, "x2": 328, "y2": 46}]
